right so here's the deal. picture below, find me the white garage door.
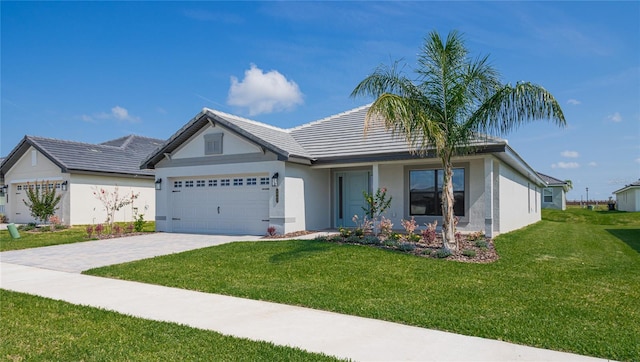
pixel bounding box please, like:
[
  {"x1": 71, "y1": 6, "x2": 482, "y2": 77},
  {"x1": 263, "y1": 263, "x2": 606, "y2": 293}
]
[{"x1": 170, "y1": 176, "x2": 270, "y2": 235}]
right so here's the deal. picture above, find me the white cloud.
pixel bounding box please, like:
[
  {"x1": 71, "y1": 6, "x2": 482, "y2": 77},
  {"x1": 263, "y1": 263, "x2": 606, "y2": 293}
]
[
  {"x1": 588, "y1": 162, "x2": 597, "y2": 167},
  {"x1": 227, "y1": 64, "x2": 304, "y2": 116},
  {"x1": 552, "y1": 162, "x2": 580, "y2": 169},
  {"x1": 561, "y1": 150, "x2": 579, "y2": 158},
  {"x1": 79, "y1": 106, "x2": 140, "y2": 123},
  {"x1": 607, "y1": 112, "x2": 622, "y2": 122},
  {"x1": 567, "y1": 99, "x2": 581, "y2": 105}
]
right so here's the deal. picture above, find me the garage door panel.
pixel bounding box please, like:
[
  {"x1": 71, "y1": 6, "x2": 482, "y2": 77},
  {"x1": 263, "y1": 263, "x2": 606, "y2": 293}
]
[{"x1": 171, "y1": 176, "x2": 269, "y2": 235}]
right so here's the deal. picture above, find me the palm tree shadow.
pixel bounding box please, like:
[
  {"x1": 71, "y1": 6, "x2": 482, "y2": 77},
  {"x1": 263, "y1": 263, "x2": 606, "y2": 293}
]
[
  {"x1": 269, "y1": 241, "x2": 332, "y2": 264},
  {"x1": 606, "y1": 229, "x2": 640, "y2": 253}
]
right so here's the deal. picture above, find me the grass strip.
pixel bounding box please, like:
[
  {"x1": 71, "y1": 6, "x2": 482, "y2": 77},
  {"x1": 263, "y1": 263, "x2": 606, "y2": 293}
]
[{"x1": 0, "y1": 289, "x2": 340, "y2": 361}]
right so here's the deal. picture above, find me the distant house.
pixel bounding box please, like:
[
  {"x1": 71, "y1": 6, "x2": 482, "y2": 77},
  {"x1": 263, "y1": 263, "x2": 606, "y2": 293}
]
[
  {"x1": 0, "y1": 135, "x2": 163, "y2": 225},
  {"x1": 613, "y1": 179, "x2": 640, "y2": 212},
  {"x1": 142, "y1": 105, "x2": 546, "y2": 237},
  {"x1": 538, "y1": 172, "x2": 569, "y2": 210}
]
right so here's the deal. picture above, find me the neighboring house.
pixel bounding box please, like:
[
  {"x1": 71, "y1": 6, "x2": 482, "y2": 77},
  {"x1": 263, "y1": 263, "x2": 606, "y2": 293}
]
[
  {"x1": 142, "y1": 105, "x2": 546, "y2": 237},
  {"x1": 538, "y1": 172, "x2": 569, "y2": 210},
  {"x1": 613, "y1": 179, "x2": 640, "y2": 212},
  {"x1": 0, "y1": 135, "x2": 163, "y2": 225}
]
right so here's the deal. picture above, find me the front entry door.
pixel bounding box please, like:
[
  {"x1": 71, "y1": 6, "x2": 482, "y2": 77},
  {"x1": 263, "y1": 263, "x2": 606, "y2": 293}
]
[{"x1": 336, "y1": 171, "x2": 370, "y2": 227}]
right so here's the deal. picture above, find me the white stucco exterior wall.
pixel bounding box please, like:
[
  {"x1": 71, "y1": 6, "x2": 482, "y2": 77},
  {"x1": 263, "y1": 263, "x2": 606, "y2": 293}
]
[
  {"x1": 496, "y1": 163, "x2": 541, "y2": 233},
  {"x1": 283, "y1": 163, "x2": 330, "y2": 233},
  {"x1": 615, "y1": 188, "x2": 640, "y2": 212},
  {"x1": 68, "y1": 174, "x2": 155, "y2": 226}
]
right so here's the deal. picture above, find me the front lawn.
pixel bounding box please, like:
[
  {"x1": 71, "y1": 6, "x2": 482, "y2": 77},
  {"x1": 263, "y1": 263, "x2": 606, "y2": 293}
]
[
  {"x1": 87, "y1": 209, "x2": 640, "y2": 361},
  {"x1": 0, "y1": 290, "x2": 338, "y2": 361},
  {"x1": 0, "y1": 222, "x2": 156, "y2": 252}
]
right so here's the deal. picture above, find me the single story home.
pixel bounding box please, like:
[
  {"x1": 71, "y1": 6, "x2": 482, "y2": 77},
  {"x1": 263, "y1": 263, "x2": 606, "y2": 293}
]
[
  {"x1": 538, "y1": 172, "x2": 569, "y2": 210},
  {"x1": 613, "y1": 179, "x2": 640, "y2": 212},
  {"x1": 142, "y1": 105, "x2": 546, "y2": 237},
  {"x1": 0, "y1": 135, "x2": 163, "y2": 225}
]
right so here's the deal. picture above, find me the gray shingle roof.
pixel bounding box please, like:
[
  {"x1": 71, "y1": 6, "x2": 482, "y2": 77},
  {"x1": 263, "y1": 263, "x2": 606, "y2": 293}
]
[
  {"x1": 537, "y1": 172, "x2": 568, "y2": 187},
  {"x1": 143, "y1": 104, "x2": 510, "y2": 168},
  {"x1": 1, "y1": 135, "x2": 163, "y2": 177}
]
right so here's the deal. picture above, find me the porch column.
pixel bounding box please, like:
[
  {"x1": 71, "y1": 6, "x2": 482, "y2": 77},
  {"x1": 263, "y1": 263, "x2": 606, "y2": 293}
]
[
  {"x1": 484, "y1": 157, "x2": 494, "y2": 238},
  {"x1": 371, "y1": 163, "x2": 380, "y2": 192}
]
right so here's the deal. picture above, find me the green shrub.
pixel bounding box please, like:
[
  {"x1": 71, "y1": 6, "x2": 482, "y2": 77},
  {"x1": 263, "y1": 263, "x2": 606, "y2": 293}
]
[
  {"x1": 361, "y1": 235, "x2": 381, "y2": 245},
  {"x1": 435, "y1": 248, "x2": 452, "y2": 259},
  {"x1": 462, "y1": 249, "x2": 477, "y2": 258},
  {"x1": 398, "y1": 242, "x2": 416, "y2": 252},
  {"x1": 475, "y1": 240, "x2": 488, "y2": 249},
  {"x1": 134, "y1": 214, "x2": 145, "y2": 232}
]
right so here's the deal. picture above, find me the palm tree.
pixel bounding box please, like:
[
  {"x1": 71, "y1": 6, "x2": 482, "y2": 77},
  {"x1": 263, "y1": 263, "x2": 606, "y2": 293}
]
[{"x1": 351, "y1": 30, "x2": 566, "y2": 251}]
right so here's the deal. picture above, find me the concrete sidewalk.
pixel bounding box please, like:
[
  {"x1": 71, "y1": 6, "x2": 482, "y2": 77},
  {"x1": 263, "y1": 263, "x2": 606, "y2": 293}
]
[{"x1": 0, "y1": 233, "x2": 609, "y2": 361}]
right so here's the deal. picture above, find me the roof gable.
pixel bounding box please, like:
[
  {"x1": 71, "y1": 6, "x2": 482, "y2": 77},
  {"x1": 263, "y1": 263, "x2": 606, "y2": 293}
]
[
  {"x1": 1, "y1": 135, "x2": 163, "y2": 177},
  {"x1": 613, "y1": 179, "x2": 640, "y2": 194},
  {"x1": 537, "y1": 172, "x2": 568, "y2": 187}
]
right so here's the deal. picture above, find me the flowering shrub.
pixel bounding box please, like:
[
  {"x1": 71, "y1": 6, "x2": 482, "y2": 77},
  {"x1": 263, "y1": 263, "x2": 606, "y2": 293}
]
[
  {"x1": 400, "y1": 217, "x2": 418, "y2": 236},
  {"x1": 49, "y1": 215, "x2": 61, "y2": 231},
  {"x1": 113, "y1": 224, "x2": 122, "y2": 235},
  {"x1": 378, "y1": 216, "x2": 393, "y2": 237},
  {"x1": 352, "y1": 214, "x2": 373, "y2": 236},
  {"x1": 126, "y1": 223, "x2": 134, "y2": 233},
  {"x1": 95, "y1": 223, "x2": 104, "y2": 237},
  {"x1": 86, "y1": 225, "x2": 94, "y2": 238},
  {"x1": 267, "y1": 226, "x2": 277, "y2": 237},
  {"x1": 422, "y1": 220, "x2": 438, "y2": 243}
]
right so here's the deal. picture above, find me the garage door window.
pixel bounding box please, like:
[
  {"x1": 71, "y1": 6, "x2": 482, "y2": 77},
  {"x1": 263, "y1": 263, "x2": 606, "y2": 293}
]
[
  {"x1": 196, "y1": 180, "x2": 205, "y2": 187},
  {"x1": 174, "y1": 181, "x2": 182, "y2": 188},
  {"x1": 221, "y1": 179, "x2": 230, "y2": 186},
  {"x1": 247, "y1": 178, "x2": 257, "y2": 185},
  {"x1": 233, "y1": 178, "x2": 243, "y2": 186},
  {"x1": 185, "y1": 181, "x2": 194, "y2": 188},
  {"x1": 208, "y1": 179, "x2": 217, "y2": 187},
  {"x1": 260, "y1": 177, "x2": 269, "y2": 185}
]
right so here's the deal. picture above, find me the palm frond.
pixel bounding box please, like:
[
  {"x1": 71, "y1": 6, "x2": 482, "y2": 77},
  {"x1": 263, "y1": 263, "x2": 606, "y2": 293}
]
[{"x1": 468, "y1": 82, "x2": 566, "y2": 135}]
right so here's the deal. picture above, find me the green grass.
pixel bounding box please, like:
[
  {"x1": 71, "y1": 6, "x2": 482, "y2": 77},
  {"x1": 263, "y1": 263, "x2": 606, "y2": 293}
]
[
  {"x1": 87, "y1": 209, "x2": 640, "y2": 361},
  {"x1": 0, "y1": 289, "x2": 340, "y2": 361},
  {"x1": 0, "y1": 222, "x2": 156, "y2": 252}
]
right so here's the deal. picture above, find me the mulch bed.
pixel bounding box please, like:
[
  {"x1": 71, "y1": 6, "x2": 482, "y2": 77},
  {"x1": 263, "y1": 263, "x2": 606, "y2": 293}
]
[
  {"x1": 262, "y1": 230, "x2": 499, "y2": 263},
  {"x1": 261, "y1": 230, "x2": 317, "y2": 239}
]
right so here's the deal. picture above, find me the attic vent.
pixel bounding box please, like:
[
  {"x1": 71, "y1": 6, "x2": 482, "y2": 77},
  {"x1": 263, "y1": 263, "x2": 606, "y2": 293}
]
[{"x1": 204, "y1": 133, "x2": 223, "y2": 155}]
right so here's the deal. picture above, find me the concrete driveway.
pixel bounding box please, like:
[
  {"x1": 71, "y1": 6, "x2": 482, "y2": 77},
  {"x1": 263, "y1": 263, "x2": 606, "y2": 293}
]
[{"x1": 0, "y1": 232, "x2": 263, "y2": 273}]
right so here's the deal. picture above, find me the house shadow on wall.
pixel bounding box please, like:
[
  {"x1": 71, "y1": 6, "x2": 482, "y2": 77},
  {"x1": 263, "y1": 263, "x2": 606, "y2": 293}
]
[{"x1": 607, "y1": 229, "x2": 640, "y2": 253}]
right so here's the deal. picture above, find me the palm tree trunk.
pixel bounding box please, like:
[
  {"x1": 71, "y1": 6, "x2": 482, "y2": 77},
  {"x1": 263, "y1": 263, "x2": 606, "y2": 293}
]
[{"x1": 441, "y1": 156, "x2": 458, "y2": 252}]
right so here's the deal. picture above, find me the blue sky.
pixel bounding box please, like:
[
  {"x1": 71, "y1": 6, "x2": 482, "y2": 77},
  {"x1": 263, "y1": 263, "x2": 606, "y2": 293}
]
[{"x1": 2, "y1": 1, "x2": 639, "y2": 201}]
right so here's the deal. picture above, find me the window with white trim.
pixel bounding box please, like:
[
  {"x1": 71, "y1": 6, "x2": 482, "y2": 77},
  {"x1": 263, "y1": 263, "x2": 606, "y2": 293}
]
[
  {"x1": 233, "y1": 178, "x2": 243, "y2": 186},
  {"x1": 247, "y1": 177, "x2": 257, "y2": 185},
  {"x1": 185, "y1": 180, "x2": 194, "y2": 188},
  {"x1": 196, "y1": 180, "x2": 205, "y2": 187},
  {"x1": 208, "y1": 179, "x2": 217, "y2": 187},
  {"x1": 220, "y1": 179, "x2": 230, "y2": 186},
  {"x1": 260, "y1": 177, "x2": 270, "y2": 185},
  {"x1": 174, "y1": 181, "x2": 183, "y2": 188}
]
